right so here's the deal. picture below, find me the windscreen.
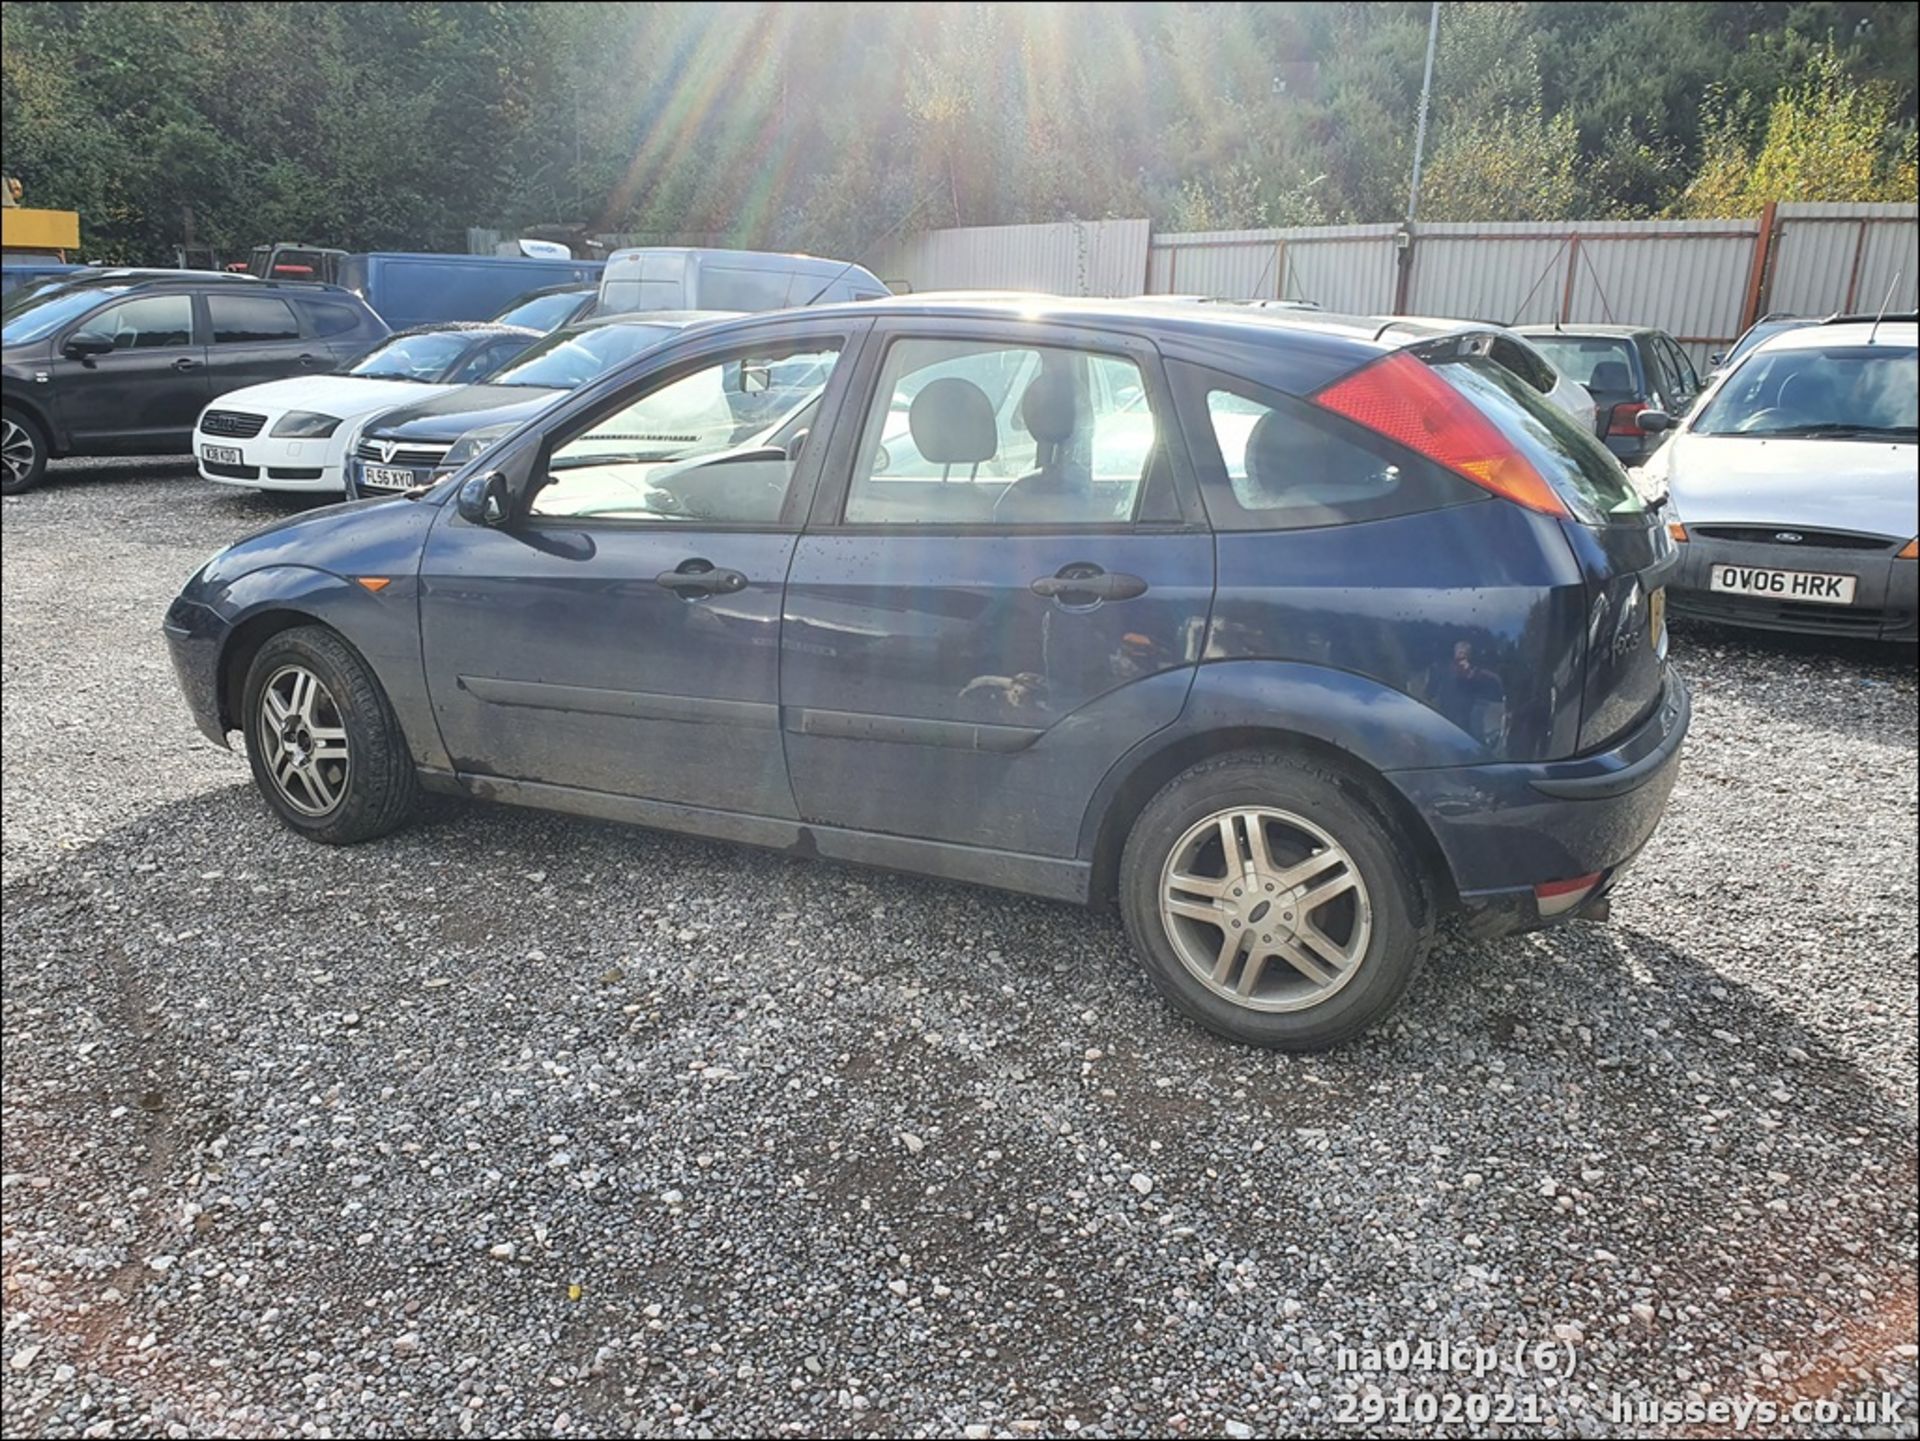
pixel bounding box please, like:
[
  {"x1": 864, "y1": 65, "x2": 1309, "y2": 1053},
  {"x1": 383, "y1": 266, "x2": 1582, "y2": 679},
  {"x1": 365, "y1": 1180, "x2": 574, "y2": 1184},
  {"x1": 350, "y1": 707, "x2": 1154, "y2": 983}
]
[
  {"x1": 1437, "y1": 356, "x2": 1648, "y2": 521},
  {"x1": 1691, "y1": 344, "x2": 1917, "y2": 440},
  {"x1": 1525, "y1": 335, "x2": 1636, "y2": 392},
  {"x1": 493, "y1": 290, "x2": 584, "y2": 331},
  {"x1": 347, "y1": 331, "x2": 472, "y2": 381},
  {"x1": 2, "y1": 285, "x2": 128, "y2": 344},
  {"x1": 486, "y1": 323, "x2": 680, "y2": 389}
]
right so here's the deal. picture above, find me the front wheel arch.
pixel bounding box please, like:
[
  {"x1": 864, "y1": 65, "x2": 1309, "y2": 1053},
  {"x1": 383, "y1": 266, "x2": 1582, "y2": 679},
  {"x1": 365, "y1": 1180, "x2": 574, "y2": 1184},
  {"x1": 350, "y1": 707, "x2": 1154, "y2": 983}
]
[{"x1": 220, "y1": 608, "x2": 357, "y2": 736}]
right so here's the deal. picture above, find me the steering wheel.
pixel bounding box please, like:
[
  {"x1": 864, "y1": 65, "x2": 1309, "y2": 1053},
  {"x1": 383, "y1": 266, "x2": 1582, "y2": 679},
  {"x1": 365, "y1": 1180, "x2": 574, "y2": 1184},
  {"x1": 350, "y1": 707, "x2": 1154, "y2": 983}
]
[{"x1": 1735, "y1": 407, "x2": 1794, "y2": 434}]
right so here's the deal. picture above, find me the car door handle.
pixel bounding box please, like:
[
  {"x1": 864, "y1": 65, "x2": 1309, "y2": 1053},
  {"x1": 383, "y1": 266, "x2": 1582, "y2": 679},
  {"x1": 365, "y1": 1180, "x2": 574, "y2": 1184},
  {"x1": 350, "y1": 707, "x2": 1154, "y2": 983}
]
[
  {"x1": 172, "y1": 357, "x2": 201, "y2": 371},
  {"x1": 298, "y1": 353, "x2": 323, "y2": 367},
  {"x1": 656, "y1": 560, "x2": 748, "y2": 596},
  {"x1": 1030, "y1": 568, "x2": 1149, "y2": 602}
]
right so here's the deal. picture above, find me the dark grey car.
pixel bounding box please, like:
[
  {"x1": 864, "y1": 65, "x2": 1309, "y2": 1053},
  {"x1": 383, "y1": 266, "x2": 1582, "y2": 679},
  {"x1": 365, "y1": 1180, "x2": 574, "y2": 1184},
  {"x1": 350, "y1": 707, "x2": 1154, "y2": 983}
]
[
  {"x1": 1518, "y1": 324, "x2": 1704, "y2": 464},
  {"x1": 2, "y1": 271, "x2": 388, "y2": 492}
]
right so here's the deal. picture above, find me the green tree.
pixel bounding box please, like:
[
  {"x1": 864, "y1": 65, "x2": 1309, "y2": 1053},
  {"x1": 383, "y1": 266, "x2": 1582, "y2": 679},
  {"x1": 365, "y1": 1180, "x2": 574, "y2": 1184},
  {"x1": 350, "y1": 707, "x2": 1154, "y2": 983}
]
[{"x1": 1675, "y1": 40, "x2": 1918, "y2": 213}]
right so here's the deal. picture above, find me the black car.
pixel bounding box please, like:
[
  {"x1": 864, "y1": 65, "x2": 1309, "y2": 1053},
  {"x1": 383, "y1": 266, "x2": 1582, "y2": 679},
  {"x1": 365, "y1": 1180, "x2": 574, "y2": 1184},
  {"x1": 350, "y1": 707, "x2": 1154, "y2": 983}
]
[
  {"x1": 346, "y1": 311, "x2": 731, "y2": 494},
  {"x1": 1516, "y1": 323, "x2": 1704, "y2": 464},
  {"x1": 2, "y1": 272, "x2": 389, "y2": 493},
  {"x1": 488, "y1": 283, "x2": 600, "y2": 333}
]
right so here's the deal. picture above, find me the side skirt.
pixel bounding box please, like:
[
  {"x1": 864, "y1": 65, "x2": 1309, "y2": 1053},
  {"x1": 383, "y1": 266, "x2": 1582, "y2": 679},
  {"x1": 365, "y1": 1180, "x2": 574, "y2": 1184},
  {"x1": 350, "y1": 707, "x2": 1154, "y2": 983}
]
[{"x1": 449, "y1": 772, "x2": 1092, "y2": 904}]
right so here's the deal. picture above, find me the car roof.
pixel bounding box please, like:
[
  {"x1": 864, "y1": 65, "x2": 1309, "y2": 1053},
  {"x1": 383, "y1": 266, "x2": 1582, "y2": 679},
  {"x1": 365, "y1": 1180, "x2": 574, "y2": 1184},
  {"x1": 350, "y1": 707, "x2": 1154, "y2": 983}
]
[
  {"x1": 561, "y1": 309, "x2": 741, "y2": 334},
  {"x1": 746, "y1": 292, "x2": 1402, "y2": 347},
  {"x1": 385, "y1": 321, "x2": 542, "y2": 341},
  {"x1": 1514, "y1": 323, "x2": 1660, "y2": 340},
  {"x1": 28, "y1": 270, "x2": 359, "y2": 300},
  {"x1": 1754, "y1": 319, "x2": 1918, "y2": 352},
  {"x1": 505, "y1": 282, "x2": 597, "y2": 301}
]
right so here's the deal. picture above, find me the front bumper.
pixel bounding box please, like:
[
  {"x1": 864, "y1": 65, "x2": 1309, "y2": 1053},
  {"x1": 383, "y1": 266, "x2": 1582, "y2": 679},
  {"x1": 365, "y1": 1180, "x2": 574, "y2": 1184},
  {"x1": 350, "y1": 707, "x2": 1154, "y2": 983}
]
[
  {"x1": 1669, "y1": 535, "x2": 1916, "y2": 641},
  {"x1": 1389, "y1": 669, "x2": 1690, "y2": 933},
  {"x1": 344, "y1": 453, "x2": 446, "y2": 499},
  {"x1": 193, "y1": 428, "x2": 346, "y2": 493},
  {"x1": 163, "y1": 595, "x2": 232, "y2": 747}
]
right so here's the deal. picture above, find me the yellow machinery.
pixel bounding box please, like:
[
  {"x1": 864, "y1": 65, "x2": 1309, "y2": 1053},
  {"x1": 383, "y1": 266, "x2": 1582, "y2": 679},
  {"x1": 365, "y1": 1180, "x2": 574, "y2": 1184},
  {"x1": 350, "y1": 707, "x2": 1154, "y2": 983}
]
[{"x1": 1, "y1": 176, "x2": 81, "y2": 258}]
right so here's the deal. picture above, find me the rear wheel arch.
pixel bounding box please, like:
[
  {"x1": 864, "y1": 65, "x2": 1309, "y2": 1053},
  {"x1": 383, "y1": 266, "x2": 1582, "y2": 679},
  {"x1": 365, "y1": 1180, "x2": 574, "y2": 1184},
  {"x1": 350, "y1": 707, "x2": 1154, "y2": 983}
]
[{"x1": 1084, "y1": 726, "x2": 1454, "y2": 919}]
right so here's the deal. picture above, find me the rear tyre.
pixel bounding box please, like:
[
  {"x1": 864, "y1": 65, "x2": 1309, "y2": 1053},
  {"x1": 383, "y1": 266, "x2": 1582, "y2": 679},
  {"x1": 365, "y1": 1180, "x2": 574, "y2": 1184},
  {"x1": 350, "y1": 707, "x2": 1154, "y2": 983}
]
[
  {"x1": 2, "y1": 408, "x2": 49, "y2": 495},
  {"x1": 1118, "y1": 750, "x2": 1427, "y2": 1050},
  {"x1": 242, "y1": 625, "x2": 417, "y2": 844}
]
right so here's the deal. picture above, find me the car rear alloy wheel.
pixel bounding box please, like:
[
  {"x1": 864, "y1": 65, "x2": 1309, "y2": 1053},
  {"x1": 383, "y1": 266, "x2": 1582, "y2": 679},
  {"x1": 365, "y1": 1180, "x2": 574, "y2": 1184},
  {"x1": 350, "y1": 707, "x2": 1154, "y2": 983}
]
[
  {"x1": 2, "y1": 409, "x2": 48, "y2": 495},
  {"x1": 257, "y1": 664, "x2": 351, "y2": 816},
  {"x1": 1159, "y1": 807, "x2": 1372, "y2": 1012},
  {"x1": 1119, "y1": 750, "x2": 1427, "y2": 1050}
]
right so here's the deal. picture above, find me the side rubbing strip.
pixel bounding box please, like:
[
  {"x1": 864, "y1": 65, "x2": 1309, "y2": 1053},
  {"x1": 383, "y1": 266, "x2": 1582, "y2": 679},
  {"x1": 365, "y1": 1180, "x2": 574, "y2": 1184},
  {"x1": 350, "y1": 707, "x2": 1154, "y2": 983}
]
[
  {"x1": 460, "y1": 676, "x2": 777, "y2": 729},
  {"x1": 787, "y1": 707, "x2": 1042, "y2": 753}
]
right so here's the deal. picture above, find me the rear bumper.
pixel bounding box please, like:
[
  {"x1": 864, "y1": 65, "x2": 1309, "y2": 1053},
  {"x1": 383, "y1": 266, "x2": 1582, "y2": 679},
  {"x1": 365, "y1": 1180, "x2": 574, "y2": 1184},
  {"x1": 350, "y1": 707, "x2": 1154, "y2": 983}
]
[
  {"x1": 163, "y1": 595, "x2": 232, "y2": 747},
  {"x1": 1670, "y1": 536, "x2": 1916, "y2": 642},
  {"x1": 1389, "y1": 669, "x2": 1689, "y2": 931}
]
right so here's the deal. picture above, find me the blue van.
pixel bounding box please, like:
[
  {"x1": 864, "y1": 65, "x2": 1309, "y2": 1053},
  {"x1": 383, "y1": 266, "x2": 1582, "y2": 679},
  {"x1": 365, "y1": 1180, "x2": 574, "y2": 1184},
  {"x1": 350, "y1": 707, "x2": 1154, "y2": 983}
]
[{"x1": 337, "y1": 253, "x2": 605, "y2": 330}]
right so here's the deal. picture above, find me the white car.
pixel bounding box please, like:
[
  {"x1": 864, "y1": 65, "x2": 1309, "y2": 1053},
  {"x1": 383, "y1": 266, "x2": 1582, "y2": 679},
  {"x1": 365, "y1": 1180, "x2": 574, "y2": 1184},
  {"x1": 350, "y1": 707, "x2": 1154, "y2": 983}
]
[
  {"x1": 192, "y1": 323, "x2": 540, "y2": 493},
  {"x1": 1639, "y1": 318, "x2": 1917, "y2": 640},
  {"x1": 1376, "y1": 317, "x2": 1597, "y2": 433}
]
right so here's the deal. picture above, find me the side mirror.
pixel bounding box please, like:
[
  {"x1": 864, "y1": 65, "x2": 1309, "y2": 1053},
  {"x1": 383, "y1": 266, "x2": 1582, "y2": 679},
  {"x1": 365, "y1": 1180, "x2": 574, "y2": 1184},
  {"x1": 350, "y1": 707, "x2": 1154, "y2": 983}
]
[
  {"x1": 785, "y1": 428, "x2": 809, "y2": 463},
  {"x1": 1708, "y1": 352, "x2": 1725, "y2": 366},
  {"x1": 456, "y1": 470, "x2": 513, "y2": 527},
  {"x1": 1636, "y1": 408, "x2": 1674, "y2": 435},
  {"x1": 63, "y1": 331, "x2": 115, "y2": 360}
]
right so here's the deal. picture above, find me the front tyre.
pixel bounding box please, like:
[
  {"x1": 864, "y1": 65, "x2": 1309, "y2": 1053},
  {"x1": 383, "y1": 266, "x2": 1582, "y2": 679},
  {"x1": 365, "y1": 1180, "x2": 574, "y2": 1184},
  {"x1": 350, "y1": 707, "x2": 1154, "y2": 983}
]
[
  {"x1": 1119, "y1": 750, "x2": 1427, "y2": 1050},
  {"x1": 2, "y1": 408, "x2": 49, "y2": 494},
  {"x1": 242, "y1": 625, "x2": 417, "y2": 844}
]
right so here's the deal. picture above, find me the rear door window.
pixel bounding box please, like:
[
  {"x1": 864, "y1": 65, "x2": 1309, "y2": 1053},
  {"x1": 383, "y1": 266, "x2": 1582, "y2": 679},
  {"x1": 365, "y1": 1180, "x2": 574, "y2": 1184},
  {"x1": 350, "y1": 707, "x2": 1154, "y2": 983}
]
[
  {"x1": 208, "y1": 294, "x2": 301, "y2": 344},
  {"x1": 1171, "y1": 362, "x2": 1480, "y2": 531},
  {"x1": 842, "y1": 338, "x2": 1165, "y2": 527}
]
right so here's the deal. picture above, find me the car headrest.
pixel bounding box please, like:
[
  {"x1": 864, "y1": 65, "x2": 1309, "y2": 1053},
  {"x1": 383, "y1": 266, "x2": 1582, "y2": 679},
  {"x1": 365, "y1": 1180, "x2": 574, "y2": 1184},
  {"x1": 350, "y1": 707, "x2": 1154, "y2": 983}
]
[
  {"x1": 908, "y1": 377, "x2": 997, "y2": 466},
  {"x1": 1020, "y1": 372, "x2": 1077, "y2": 445},
  {"x1": 1243, "y1": 410, "x2": 1290, "y2": 498},
  {"x1": 1586, "y1": 360, "x2": 1630, "y2": 392}
]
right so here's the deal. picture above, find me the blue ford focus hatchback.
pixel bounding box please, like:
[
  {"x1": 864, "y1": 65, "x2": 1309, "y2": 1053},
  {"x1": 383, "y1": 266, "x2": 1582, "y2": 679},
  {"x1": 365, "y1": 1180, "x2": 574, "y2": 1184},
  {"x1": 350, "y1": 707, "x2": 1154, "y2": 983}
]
[{"x1": 165, "y1": 298, "x2": 1687, "y2": 1049}]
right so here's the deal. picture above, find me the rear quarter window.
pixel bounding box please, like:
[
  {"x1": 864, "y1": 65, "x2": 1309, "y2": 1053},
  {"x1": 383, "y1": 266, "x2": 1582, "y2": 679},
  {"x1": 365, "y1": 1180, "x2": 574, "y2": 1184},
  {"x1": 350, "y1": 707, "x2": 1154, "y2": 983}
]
[
  {"x1": 297, "y1": 299, "x2": 368, "y2": 337},
  {"x1": 1169, "y1": 361, "x2": 1483, "y2": 532}
]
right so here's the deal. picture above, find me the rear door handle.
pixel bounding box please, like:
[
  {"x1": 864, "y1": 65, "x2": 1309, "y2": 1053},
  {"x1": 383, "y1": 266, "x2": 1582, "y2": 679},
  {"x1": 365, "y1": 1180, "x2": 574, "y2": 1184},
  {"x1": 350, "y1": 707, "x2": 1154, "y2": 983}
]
[
  {"x1": 1030, "y1": 568, "x2": 1149, "y2": 602},
  {"x1": 298, "y1": 353, "x2": 323, "y2": 367},
  {"x1": 172, "y1": 357, "x2": 201, "y2": 371},
  {"x1": 656, "y1": 559, "x2": 748, "y2": 596}
]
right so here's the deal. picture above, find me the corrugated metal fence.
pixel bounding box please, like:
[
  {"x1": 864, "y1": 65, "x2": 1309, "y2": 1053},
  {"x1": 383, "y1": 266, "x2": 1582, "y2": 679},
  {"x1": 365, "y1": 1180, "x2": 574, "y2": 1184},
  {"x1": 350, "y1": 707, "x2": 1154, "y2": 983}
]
[
  {"x1": 870, "y1": 203, "x2": 1917, "y2": 366},
  {"x1": 871, "y1": 219, "x2": 1151, "y2": 299}
]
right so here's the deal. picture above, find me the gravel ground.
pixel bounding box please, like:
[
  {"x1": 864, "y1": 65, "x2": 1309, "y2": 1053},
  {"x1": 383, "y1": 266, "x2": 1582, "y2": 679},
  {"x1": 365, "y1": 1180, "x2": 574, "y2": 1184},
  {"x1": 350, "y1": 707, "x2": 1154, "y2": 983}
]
[{"x1": 4, "y1": 462, "x2": 1916, "y2": 1439}]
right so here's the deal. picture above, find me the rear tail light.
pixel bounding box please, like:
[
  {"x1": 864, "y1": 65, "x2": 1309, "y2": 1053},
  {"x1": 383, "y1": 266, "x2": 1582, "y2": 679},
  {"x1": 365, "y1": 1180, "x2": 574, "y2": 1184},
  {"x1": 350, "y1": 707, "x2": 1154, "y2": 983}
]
[
  {"x1": 1899, "y1": 537, "x2": 1918, "y2": 560},
  {"x1": 1535, "y1": 871, "x2": 1605, "y2": 918},
  {"x1": 1311, "y1": 352, "x2": 1568, "y2": 517},
  {"x1": 1607, "y1": 401, "x2": 1649, "y2": 437},
  {"x1": 1667, "y1": 520, "x2": 1688, "y2": 543}
]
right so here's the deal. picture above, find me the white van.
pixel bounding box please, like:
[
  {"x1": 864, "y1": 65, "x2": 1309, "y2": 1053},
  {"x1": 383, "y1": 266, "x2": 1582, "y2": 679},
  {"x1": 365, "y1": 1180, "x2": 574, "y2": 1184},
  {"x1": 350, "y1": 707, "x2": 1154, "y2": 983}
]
[{"x1": 597, "y1": 247, "x2": 889, "y2": 315}]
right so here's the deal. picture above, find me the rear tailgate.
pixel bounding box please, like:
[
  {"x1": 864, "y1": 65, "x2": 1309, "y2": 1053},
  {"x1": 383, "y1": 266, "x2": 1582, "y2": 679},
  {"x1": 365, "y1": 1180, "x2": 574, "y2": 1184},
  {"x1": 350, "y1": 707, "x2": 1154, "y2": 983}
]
[
  {"x1": 1560, "y1": 517, "x2": 1678, "y2": 747},
  {"x1": 1410, "y1": 339, "x2": 1678, "y2": 751}
]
